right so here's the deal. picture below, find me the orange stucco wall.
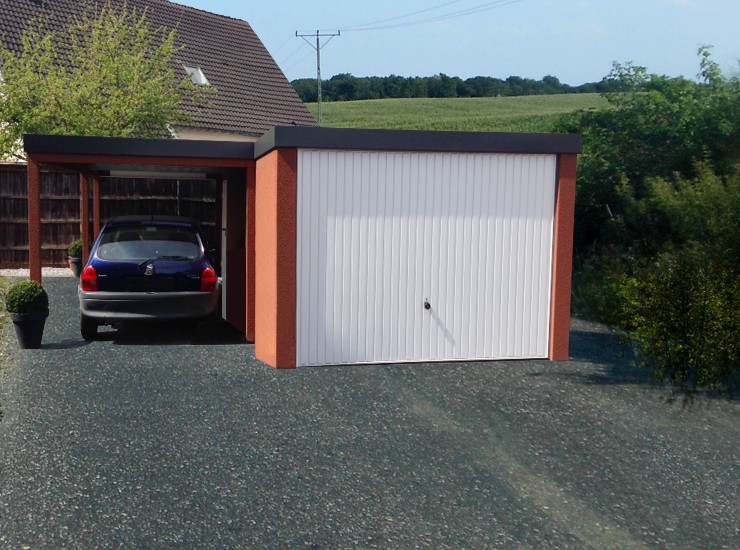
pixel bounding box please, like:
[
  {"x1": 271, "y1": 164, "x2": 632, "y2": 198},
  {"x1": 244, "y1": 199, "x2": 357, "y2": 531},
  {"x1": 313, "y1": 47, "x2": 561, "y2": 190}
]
[
  {"x1": 254, "y1": 149, "x2": 298, "y2": 369},
  {"x1": 549, "y1": 154, "x2": 577, "y2": 360}
]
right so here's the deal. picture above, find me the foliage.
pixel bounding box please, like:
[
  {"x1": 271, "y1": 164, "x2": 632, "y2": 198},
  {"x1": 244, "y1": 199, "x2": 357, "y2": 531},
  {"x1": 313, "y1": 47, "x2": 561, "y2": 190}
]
[
  {"x1": 559, "y1": 47, "x2": 739, "y2": 391},
  {"x1": 292, "y1": 72, "x2": 622, "y2": 103},
  {"x1": 613, "y1": 247, "x2": 739, "y2": 392},
  {"x1": 5, "y1": 280, "x2": 49, "y2": 314},
  {"x1": 67, "y1": 239, "x2": 83, "y2": 258},
  {"x1": 0, "y1": 2, "x2": 213, "y2": 160},
  {"x1": 557, "y1": 47, "x2": 739, "y2": 259}
]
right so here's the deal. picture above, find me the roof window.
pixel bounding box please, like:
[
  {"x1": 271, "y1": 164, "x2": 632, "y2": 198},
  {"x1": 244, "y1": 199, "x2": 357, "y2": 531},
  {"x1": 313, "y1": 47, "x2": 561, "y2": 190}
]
[{"x1": 183, "y1": 65, "x2": 210, "y2": 85}]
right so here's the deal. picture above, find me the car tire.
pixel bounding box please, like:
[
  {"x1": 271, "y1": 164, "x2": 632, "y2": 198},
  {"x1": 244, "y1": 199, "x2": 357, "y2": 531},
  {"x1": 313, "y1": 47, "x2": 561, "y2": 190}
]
[{"x1": 80, "y1": 314, "x2": 98, "y2": 341}]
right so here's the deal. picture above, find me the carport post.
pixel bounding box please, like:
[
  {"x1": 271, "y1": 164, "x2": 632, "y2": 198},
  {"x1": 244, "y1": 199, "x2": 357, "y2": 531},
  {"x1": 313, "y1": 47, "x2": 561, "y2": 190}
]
[
  {"x1": 27, "y1": 156, "x2": 42, "y2": 283},
  {"x1": 80, "y1": 173, "x2": 90, "y2": 264},
  {"x1": 93, "y1": 175, "x2": 101, "y2": 239}
]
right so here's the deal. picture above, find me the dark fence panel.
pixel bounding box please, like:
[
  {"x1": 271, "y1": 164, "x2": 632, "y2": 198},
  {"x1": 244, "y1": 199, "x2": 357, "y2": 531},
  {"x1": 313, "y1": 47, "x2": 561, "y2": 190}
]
[{"x1": 0, "y1": 166, "x2": 218, "y2": 268}]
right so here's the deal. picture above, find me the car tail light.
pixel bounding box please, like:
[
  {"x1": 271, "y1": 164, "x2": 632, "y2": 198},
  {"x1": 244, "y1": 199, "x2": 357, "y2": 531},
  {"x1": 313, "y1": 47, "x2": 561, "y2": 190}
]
[
  {"x1": 200, "y1": 266, "x2": 217, "y2": 292},
  {"x1": 81, "y1": 265, "x2": 98, "y2": 291}
]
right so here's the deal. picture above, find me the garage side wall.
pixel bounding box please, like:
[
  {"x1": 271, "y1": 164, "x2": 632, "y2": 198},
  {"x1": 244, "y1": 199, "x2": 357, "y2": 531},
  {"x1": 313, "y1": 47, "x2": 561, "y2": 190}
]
[
  {"x1": 549, "y1": 154, "x2": 577, "y2": 360},
  {"x1": 255, "y1": 148, "x2": 298, "y2": 368}
]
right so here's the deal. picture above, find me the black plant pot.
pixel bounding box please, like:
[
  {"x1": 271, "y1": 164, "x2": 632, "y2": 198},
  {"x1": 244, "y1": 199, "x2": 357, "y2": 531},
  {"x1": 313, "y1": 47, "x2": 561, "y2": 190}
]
[
  {"x1": 10, "y1": 310, "x2": 49, "y2": 349},
  {"x1": 69, "y1": 257, "x2": 82, "y2": 277}
]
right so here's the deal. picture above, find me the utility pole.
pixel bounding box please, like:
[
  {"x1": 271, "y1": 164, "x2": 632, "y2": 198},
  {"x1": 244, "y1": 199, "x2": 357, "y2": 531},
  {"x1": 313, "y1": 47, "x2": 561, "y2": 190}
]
[{"x1": 296, "y1": 30, "x2": 340, "y2": 126}]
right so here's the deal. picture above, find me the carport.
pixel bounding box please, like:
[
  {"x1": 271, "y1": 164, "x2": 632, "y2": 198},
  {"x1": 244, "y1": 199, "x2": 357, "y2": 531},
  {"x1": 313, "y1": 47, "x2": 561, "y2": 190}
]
[{"x1": 23, "y1": 134, "x2": 257, "y2": 339}]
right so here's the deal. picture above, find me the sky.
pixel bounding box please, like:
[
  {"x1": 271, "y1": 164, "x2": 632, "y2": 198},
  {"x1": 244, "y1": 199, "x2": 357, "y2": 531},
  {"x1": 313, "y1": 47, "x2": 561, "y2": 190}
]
[{"x1": 173, "y1": 0, "x2": 739, "y2": 85}]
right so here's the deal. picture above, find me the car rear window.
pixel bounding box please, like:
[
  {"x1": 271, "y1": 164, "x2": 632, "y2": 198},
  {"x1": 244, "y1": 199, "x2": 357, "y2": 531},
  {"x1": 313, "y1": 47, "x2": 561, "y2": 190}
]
[{"x1": 96, "y1": 224, "x2": 202, "y2": 261}]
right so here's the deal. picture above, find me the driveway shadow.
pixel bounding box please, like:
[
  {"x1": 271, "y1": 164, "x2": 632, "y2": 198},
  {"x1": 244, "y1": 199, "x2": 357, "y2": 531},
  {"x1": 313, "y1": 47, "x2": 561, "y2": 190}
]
[
  {"x1": 97, "y1": 318, "x2": 246, "y2": 346},
  {"x1": 42, "y1": 339, "x2": 93, "y2": 350},
  {"x1": 566, "y1": 326, "x2": 654, "y2": 387}
]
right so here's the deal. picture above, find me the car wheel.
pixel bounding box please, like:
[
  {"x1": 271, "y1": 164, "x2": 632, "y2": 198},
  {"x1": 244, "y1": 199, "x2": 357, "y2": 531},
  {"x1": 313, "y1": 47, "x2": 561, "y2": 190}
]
[{"x1": 80, "y1": 314, "x2": 98, "y2": 341}]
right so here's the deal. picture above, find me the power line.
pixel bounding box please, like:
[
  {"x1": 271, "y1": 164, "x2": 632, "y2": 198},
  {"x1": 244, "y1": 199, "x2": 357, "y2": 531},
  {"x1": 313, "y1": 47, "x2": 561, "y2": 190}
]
[
  {"x1": 282, "y1": 50, "x2": 314, "y2": 73},
  {"x1": 278, "y1": 42, "x2": 307, "y2": 66},
  {"x1": 341, "y1": 0, "x2": 466, "y2": 31},
  {"x1": 344, "y1": 0, "x2": 525, "y2": 32},
  {"x1": 269, "y1": 34, "x2": 296, "y2": 57}
]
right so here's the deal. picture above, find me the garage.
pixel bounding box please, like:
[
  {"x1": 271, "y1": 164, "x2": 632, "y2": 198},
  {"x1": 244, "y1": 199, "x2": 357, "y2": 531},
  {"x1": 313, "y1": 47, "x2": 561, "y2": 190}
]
[
  {"x1": 21, "y1": 127, "x2": 579, "y2": 369},
  {"x1": 254, "y1": 127, "x2": 581, "y2": 368}
]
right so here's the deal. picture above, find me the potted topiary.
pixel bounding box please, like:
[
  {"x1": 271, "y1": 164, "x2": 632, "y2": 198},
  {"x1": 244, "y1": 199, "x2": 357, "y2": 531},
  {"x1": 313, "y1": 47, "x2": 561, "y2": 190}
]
[
  {"x1": 68, "y1": 239, "x2": 83, "y2": 277},
  {"x1": 5, "y1": 280, "x2": 49, "y2": 349}
]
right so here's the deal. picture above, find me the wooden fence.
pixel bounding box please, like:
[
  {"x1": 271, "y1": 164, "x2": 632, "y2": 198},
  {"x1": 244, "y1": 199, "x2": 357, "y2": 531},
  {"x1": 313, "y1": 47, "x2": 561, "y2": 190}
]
[{"x1": 0, "y1": 166, "x2": 218, "y2": 267}]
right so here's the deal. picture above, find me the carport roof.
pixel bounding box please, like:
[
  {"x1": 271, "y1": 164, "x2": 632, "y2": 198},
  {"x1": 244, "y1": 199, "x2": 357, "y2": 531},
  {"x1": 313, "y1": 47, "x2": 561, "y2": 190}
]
[
  {"x1": 23, "y1": 134, "x2": 254, "y2": 175},
  {"x1": 25, "y1": 128, "x2": 583, "y2": 170}
]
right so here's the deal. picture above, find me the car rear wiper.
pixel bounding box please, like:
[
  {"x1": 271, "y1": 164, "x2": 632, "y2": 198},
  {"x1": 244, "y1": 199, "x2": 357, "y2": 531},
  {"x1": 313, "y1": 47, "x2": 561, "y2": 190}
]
[{"x1": 154, "y1": 255, "x2": 193, "y2": 260}]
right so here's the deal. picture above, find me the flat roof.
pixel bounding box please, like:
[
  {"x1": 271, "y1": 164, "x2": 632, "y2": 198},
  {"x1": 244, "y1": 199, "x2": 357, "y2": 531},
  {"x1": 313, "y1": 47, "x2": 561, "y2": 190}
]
[
  {"x1": 23, "y1": 134, "x2": 254, "y2": 159},
  {"x1": 23, "y1": 128, "x2": 582, "y2": 169},
  {"x1": 255, "y1": 126, "x2": 582, "y2": 159}
]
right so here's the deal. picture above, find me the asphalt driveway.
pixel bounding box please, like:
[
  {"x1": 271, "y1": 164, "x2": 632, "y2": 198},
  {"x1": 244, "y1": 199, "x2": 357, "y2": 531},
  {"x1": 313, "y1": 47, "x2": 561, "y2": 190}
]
[{"x1": 0, "y1": 277, "x2": 738, "y2": 549}]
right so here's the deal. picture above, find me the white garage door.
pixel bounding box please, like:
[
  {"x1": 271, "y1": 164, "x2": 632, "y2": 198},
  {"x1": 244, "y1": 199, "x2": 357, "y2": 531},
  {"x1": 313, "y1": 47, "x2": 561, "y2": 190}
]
[{"x1": 296, "y1": 150, "x2": 557, "y2": 366}]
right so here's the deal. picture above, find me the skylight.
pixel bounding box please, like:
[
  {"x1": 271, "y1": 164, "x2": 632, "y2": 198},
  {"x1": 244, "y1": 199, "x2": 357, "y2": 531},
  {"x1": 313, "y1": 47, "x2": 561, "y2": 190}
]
[{"x1": 183, "y1": 65, "x2": 209, "y2": 86}]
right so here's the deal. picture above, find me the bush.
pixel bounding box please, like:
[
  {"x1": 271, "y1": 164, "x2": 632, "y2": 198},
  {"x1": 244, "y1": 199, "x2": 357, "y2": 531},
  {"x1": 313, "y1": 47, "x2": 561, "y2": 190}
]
[
  {"x1": 68, "y1": 239, "x2": 83, "y2": 258},
  {"x1": 5, "y1": 280, "x2": 49, "y2": 314},
  {"x1": 613, "y1": 247, "x2": 739, "y2": 391}
]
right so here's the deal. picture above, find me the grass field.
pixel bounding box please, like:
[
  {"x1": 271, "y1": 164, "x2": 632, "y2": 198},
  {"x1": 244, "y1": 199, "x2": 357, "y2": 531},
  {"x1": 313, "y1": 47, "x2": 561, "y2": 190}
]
[{"x1": 306, "y1": 93, "x2": 608, "y2": 133}]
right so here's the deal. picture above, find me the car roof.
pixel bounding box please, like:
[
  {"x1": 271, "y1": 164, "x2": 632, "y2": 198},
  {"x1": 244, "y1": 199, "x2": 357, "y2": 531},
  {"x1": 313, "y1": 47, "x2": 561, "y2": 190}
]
[{"x1": 105, "y1": 215, "x2": 199, "y2": 227}]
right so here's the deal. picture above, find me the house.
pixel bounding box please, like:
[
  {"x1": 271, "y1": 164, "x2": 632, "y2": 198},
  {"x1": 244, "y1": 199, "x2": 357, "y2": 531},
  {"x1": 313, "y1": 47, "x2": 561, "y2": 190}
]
[{"x1": 0, "y1": 0, "x2": 317, "y2": 141}]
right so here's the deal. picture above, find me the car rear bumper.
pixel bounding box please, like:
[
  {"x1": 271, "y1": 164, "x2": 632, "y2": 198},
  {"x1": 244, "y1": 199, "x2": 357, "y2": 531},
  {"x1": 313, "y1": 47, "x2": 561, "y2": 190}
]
[{"x1": 79, "y1": 289, "x2": 219, "y2": 322}]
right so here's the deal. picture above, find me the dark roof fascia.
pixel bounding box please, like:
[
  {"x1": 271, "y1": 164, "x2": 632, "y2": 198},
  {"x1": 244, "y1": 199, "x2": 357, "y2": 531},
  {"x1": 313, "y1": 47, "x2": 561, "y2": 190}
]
[
  {"x1": 23, "y1": 134, "x2": 254, "y2": 160},
  {"x1": 255, "y1": 126, "x2": 582, "y2": 159}
]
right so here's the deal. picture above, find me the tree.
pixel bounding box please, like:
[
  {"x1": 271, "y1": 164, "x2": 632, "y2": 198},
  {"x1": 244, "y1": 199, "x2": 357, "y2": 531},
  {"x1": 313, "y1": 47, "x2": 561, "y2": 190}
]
[{"x1": 0, "y1": 2, "x2": 211, "y2": 160}]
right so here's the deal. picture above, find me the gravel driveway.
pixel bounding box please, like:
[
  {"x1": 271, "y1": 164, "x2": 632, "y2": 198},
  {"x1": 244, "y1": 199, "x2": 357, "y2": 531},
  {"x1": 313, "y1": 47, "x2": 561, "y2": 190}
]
[{"x1": 1, "y1": 277, "x2": 738, "y2": 549}]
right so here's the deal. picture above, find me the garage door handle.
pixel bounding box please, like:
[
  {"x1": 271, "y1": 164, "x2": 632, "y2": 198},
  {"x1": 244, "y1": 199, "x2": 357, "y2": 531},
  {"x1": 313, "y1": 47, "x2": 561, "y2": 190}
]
[{"x1": 424, "y1": 300, "x2": 431, "y2": 310}]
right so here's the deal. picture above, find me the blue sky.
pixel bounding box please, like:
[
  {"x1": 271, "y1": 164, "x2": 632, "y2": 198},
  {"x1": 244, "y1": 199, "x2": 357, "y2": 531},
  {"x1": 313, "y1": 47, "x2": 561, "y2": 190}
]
[{"x1": 175, "y1": 0, "x2": 739, "y2": 85}]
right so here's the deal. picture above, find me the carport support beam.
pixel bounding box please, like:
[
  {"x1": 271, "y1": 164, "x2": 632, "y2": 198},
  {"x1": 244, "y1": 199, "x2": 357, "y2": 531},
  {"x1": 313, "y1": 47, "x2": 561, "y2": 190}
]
[
  {"x1": 549, "y1": 154, "x2": 577, "y2": 361},
  {"x1": 93, "y1": 175, "x2": 101, "y2": 239},
  {"x1": 80, "y1": 174, "x2": 90, "y2": 264},
  {"x1": 27, "y1": 156, "x2": 42, "y2": 283}
]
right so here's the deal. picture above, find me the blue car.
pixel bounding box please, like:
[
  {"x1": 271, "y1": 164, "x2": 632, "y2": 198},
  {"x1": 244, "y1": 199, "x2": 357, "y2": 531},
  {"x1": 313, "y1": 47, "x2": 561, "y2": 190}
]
[{"x1": 79, "y1": 216, "x2": 220, "y2": 340}]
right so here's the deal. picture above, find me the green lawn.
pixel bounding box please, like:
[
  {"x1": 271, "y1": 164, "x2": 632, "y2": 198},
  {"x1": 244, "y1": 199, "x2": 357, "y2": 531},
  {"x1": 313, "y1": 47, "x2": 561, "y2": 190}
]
[{"x1": 306, "y1": 93, "x2": 608, "y2": 133}]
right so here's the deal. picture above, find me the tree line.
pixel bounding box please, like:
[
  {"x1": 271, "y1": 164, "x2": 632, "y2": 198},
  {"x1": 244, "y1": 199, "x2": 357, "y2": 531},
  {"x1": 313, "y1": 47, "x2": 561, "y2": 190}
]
[{"x1": 291, "y1": 73, "x2": 622, "y2": 102}]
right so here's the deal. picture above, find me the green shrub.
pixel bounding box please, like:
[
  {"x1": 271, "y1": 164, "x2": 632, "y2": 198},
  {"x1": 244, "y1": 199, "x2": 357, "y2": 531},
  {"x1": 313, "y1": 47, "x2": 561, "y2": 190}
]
[
  {"x1": 613, "y1": 247, "x2": 739, "y2": 391},
  {"x1": 5, "y1": 280, "x2": 49, "y2": 314},
  {"x1": 67, "y1": 239, "x2": 83, "y2": 258}
]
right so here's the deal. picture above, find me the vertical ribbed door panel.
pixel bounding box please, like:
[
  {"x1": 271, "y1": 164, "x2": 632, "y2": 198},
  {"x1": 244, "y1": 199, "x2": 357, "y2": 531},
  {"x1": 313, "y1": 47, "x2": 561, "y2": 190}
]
[{"x1": 296, "y1": 150, "x2": 557, "y2": 366}]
